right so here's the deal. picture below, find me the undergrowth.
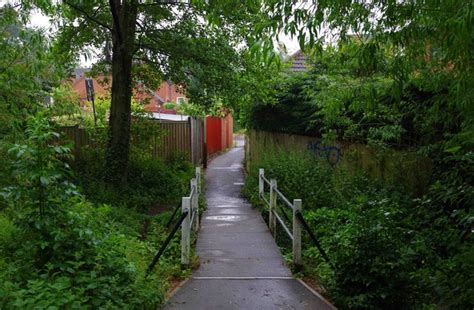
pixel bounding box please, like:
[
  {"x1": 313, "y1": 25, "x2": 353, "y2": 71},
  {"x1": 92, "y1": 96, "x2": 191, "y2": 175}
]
[
  {"x1": 243, "y1": 149, "x2": 473, "y2": 309},
  {"x1": 0, "y1": 115, "x2": 198, "y2": 308}
]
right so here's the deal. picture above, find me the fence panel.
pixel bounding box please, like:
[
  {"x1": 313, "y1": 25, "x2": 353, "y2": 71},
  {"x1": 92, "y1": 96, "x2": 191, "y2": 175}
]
[
  {"x1": 190, "y1": 117, "x2": 204, "y2": 165},
  {"x1": 247, "y1": 129, "x2": 432, "y2": 196},
  {"x1": 60, "y1": 119, "x2": 204, "y2": 165},
  {"x1": 154, "y1": 121, "x2": 192, "y2": 161}
]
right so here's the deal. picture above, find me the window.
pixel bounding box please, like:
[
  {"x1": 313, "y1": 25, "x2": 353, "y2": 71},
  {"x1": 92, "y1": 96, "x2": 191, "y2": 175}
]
[{"x1": 176, "y1": 97, "x2": 186, "y2": 105}]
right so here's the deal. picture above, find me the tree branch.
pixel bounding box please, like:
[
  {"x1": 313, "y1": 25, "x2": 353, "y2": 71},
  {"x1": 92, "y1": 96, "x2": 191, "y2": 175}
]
[
  {"x1": 64, "y1": 1, "x2": 112, "y2": 32},
  {"x1": 139, "y1": 0, "x2": 190, "y2": 6}
]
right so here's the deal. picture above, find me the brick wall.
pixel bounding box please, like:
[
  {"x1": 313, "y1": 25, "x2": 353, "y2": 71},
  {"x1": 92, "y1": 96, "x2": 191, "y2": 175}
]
[{"x1": 70, "y1": 75, "x2": 186, "y2": 111}]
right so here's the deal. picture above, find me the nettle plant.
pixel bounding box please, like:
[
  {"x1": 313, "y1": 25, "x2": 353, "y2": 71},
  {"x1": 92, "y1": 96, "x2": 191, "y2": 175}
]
[{"x1": 2, "y1": 113, "x2": 79, "y2": 215}]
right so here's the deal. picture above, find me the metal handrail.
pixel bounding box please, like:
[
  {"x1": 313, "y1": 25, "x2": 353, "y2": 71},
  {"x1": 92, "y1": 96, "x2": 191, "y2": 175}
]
[
  {"x1": 147, "y1": 167, "x2": 202, "y2": 274},
  {"x1": 146, "y1": 209, "x2": 189, "y2": 276},
  {"x1": 295, "y1": 210, "x2": 334, "y2": 268},
  {"x1": 165, "y1": 200, "x2": 183, "y2": 229},
  {"x1": 272, "y1": 209, "x2": 293, "y2": 241}
]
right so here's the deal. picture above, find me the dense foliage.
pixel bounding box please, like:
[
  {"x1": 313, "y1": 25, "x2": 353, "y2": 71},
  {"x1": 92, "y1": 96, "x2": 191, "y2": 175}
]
[
  {"x1": 244, "y1": 41, "x2": 472, "y2": 151},
  {"x1": 1, "y1": 0, "x2": 473, "y2": 308},
  {"x1": 23, "y1": 0, "x2": 267, "y2": 182},
  {"x1": 0, "y1": 114, "x2": 197, "y2": 308},
  {"x1": 242, "y1": 3, "x2": 473, "y2": 307},
  {"x1": 0, "y1": 7, "x2": 198, "y2": 308},
  {"x1": 243, "y1": 149, "x2": 473, "y2": 309}
]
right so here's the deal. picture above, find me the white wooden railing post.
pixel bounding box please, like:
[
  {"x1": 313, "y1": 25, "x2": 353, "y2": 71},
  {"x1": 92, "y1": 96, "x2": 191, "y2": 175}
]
[
  {"x1": 191, "y1": 178, "x2": 199, "y2": 231},
  {"x1": 181, "y1": 196, "x2": 191, "y2": 265},
  {"x1": 269, "y1": 179, "x2": 277, "y2": 237},
  {"x1": 258, "y1": 168, "x2": 264, "y2": 198},
  {"x1": 292, "y1": 199, "x2": 302, "y2": 267}
]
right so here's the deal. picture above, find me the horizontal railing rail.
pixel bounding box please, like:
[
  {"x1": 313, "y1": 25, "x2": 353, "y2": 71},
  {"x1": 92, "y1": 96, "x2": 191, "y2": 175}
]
[
  {"x1": 146, "y1": 167, "x2": 201, "y2": 276},
  {"x1": 258, "y1": 168, "x2": 333, "y2": 268},
  {"x1": 272, "y1": 209, "x2": 293, "y2": 241},
  {"x1": 274, "y1": 187, "x2": 294, "y2": 210}
]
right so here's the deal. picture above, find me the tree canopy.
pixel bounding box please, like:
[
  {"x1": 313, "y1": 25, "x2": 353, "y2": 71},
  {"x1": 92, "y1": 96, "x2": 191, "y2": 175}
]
[{"x1": 19, "y1": 0, "x2": 264, "y2": 182}]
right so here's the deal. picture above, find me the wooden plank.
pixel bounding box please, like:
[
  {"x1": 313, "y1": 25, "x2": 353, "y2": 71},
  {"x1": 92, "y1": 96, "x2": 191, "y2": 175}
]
[{"x1": 59, "y1": 120, "x2": 199, "y2": 163}]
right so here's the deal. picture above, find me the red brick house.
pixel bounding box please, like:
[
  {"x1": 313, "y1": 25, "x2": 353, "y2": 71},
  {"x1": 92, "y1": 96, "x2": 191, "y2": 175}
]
[
  {"x1": 71, "y1": 68, "x2": 186, "y2": 112},
  {"x1": 288, "y1": 50, "x2": 309, "y2": 72}
]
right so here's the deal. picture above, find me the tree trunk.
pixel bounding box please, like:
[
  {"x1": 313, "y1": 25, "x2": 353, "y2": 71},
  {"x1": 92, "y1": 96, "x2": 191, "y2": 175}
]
[{"x1": 106, "y1": 1, "x2": 137, "y2": 184}]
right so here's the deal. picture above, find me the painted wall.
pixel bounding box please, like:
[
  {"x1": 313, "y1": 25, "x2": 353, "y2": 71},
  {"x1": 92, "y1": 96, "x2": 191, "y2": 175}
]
[
  {"x1": 206, "y1": 116, "x2": 222, "y2": 155},
  {"x1": 206, "y1": 114, "x2": 234, "y2": 156}
]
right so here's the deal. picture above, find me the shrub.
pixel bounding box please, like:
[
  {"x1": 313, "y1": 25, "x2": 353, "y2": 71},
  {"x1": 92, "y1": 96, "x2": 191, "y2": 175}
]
[
  {"x1": 243, "y1": 149, "x2": 334, "y2": 210},
  {"x1": 244, "y1": 148, "x2": 473, "y2": 309},
  {"x1": 76, "y1": 147, "x2": 193, "y2": 211},
  {"x1": 0, "y1": 113, "x2": 188, "y2": 308},
  {"x1": 0, "y1": 198, "x2": 165, "y2": 309},
  {"x1": 163, "y1": 102, "x2": 176, "y2": 110}
]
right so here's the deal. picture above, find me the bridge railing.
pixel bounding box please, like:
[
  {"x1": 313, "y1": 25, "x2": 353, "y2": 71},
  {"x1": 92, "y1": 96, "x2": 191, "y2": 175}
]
[
  {"x1": 259, "y1": 168, "x2": 302, "y2": 265},
  {"x1": 181, "y1": 167, "x2": 201, "y2": 265},
  {"x1": 258, "y1": 168, "x2": 333, "y2": 268},
  {"x1": 146, "y1": 167, "x2": 201, "y2": 276}
]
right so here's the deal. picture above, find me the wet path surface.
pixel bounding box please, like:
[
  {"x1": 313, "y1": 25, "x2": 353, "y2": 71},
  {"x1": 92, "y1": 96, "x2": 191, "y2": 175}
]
[{"x1": 164, "y1": 136, "x2": 334, "y2": 309}]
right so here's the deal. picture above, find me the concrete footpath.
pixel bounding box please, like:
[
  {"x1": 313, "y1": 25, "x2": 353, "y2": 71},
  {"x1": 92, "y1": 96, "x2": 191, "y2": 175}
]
[{"x1": 164, "y1": 136, "x2": 334, "y2": 309}]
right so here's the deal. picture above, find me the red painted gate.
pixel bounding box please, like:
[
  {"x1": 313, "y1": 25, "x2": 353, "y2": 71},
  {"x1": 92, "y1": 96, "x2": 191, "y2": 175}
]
[{"x1": 206, "y1": 114, "x2": 233, "y2": 156}]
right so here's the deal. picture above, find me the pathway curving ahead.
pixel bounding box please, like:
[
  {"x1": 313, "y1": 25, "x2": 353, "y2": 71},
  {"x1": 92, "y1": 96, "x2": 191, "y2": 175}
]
[{"x1": 164, "y1": 136, "x2": 334, "y2": 310}]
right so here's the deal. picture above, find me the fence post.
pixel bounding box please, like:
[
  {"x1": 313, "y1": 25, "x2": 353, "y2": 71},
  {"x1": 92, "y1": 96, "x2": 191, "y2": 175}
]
[
  {"x1": 293, "y1": 199, "x2": 302, "y2": 267},
  {"x1": 269, "y1": 179, "x2": 277, "y2": 237},
  {"x1": 74, "y1": 125, "x2": 81, "y2": 162},
  {"x1": 181, "y1": 197, "x2": 191, "y2": 265},
  {"x1": 195, "y1": 167, "x2": 201, "y2": 194},
  {"x1": 258, "y1": 169, "x2": 264, "y2": 198},
  {"x1": 191, "y1": 178, "x2": 199, "y2": 231}
]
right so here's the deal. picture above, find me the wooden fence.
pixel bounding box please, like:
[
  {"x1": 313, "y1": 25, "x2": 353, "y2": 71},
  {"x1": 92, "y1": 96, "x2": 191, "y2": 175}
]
[
  {"x1": 246, "y1": 129, "x2": 432, "y2": 196},
  {"x1": 60, "y1": 118, "x2": 205, "y2": 165}
]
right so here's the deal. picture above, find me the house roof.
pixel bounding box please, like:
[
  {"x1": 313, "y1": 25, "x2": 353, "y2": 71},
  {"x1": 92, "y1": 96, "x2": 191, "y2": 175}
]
[{"x1": 288, "y1": 50, "x2": 309, "y2": 72}]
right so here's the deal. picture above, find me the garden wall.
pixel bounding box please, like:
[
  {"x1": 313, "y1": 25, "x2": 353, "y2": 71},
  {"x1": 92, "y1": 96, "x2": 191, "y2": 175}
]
[{"x1": 245, "y1": 130, "x2": 432, "y2": 196}]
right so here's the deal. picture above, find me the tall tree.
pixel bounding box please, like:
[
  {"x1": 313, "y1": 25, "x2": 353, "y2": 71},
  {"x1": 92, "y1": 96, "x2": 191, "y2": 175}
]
[
  {"x1": 28, "y1": 0, "x2": 261, "y2": 183},
  {"x1": 255, "y1": 0, "x2": 474, "y2": 124}
]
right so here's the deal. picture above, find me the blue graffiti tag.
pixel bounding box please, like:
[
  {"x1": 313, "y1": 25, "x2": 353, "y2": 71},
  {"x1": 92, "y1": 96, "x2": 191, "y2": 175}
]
[{"x1": 307, "y1": 141, "x2": 341, "y2": 165}]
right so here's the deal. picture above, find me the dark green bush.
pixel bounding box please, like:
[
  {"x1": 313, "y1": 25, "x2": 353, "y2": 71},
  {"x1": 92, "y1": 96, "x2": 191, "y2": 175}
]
[
  {"x1": 0, "y1": 114, "x2": 194, "y2": 308},
  {"x1": 76, "y1": 144, "x2": 193, "y2": 211},
  {"x1": 244, "y1": 148, "x2": 473, "y2": 309},
  {"x1": 243, "y1": 150, "x2": 334, "y2": 209},
  {"x1": 0, "y1": 199, "x2": 165, "y2": 309}
]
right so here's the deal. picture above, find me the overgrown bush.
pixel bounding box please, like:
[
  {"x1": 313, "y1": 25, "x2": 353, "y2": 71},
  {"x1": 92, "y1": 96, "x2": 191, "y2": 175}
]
[
  {"x1": 0, "y1": 200, "x2": 161, "y2": 308},
  {"x1": 163, "y1": 102, "x2": 176, "y2": 109},
  {"x1": 243, "y1": 148, "x2": 473, "y2": 309},
  {"x1": 76, "y1": 143, "x2": 193, "y2": 211},
  {"x1": 0, "y1": 114, "x2": 194, "y2": 308},
  {"x1": 243, "y1": 41, "x2": 469, "y2": 151}
]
